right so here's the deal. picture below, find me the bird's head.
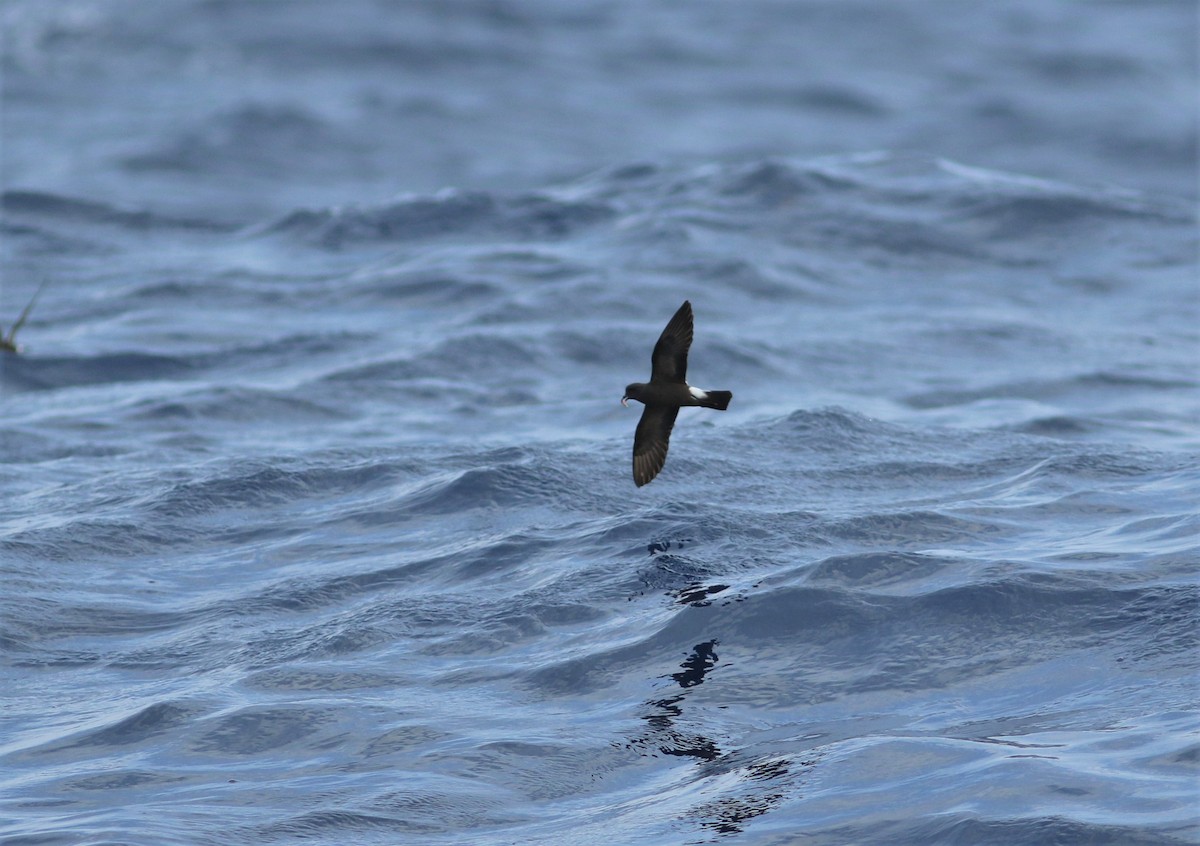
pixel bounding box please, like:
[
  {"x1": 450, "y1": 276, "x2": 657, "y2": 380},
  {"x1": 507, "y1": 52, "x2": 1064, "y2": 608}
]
[{"x1": 622, "y1": 383, "x2": 644, "y2": 407}]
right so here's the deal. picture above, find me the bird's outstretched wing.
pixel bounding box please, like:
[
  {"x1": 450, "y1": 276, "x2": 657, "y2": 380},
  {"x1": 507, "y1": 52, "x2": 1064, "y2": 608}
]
[
  {"x1": 633, "y1": 404, "x2": 680, "y2": 487},
  {"x1": 649, "y1": 300, "x2": 692, "y2": 383},
  {"x1": 2, "y1": 279, "x2": 48, "y2": 351}
]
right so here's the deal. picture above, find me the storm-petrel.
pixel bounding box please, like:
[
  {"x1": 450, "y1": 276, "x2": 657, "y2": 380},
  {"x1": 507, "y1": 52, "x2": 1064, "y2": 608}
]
[
  {"x1": 622, "y1": 300, "x2": 732, "y2": 486},
  {"x1": 1, "y1": 280, "x2": 47, "y2": 354}
]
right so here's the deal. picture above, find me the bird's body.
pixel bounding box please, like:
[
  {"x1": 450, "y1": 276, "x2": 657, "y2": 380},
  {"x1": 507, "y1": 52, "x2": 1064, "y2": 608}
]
[{"x1": 622, "y1": 300, "x2": 731, "y2": 486}]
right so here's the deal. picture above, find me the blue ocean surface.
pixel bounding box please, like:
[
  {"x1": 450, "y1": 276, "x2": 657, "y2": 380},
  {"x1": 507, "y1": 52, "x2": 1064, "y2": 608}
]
[{"x1": 2, "y1": 2, "x2": 1198, "y2": 844}]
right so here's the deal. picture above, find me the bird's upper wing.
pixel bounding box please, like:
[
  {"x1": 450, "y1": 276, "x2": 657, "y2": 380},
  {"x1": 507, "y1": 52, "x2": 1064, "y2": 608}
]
[
  {"x1": 649, "y1": 300, "x2": 693, "y2": 383},
  {"x1": 3, "y1": 279, "x2": 47, "y2": 348},
  {"x1": 633, "y1": 404, "x2": 680, "y2": 487}
]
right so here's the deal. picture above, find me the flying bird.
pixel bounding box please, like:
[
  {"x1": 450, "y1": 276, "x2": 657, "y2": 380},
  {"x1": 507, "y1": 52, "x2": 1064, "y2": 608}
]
[
  {"x1": 1, "y1": 280, "x2": 47, "y2": 354},
  {"x1": 622, "y1": 300, "x2": 732, "y2": 486}
]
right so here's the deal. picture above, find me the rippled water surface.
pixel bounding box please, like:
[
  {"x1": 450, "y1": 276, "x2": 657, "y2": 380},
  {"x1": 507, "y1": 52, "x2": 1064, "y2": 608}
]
[{"x1": 2, "y1": 2, "x2": 1198, "y2": 844}]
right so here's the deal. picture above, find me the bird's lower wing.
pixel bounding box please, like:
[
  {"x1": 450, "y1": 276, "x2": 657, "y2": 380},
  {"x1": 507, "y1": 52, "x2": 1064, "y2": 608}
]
[{"x1": 633, "y1": 405, "x2": 680, "y2": 487}]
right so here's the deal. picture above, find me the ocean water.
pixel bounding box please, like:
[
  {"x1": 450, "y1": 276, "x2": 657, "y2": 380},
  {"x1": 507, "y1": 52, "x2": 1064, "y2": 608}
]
[{"x1": 2, "y1": 2, "x2": 1198, "y2": 844}]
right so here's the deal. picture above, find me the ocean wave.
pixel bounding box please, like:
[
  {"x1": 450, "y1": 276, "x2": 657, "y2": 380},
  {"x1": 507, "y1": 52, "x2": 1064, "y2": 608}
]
[
  {"x1": 235, "y1": 151, "x2": 1192, "y2": 258},
  {"x1": 357, "y1": 272, "x2": 500, "y2": 306},
  {"x1": 255, "y1": 189, "x2": 615, "y2": 248},
  {"x1": 905, "y1": 370, "x2": 1199, "y2": 410},
  {"x1": 315, "y1": 333, "x2": 546, "y2": 396},
  {"x1": 400, "y1": 459, "x2": 570, "y2": 515},
  {"x1": 149, "y1": 458, "x2": 404, "y2": 519},
  {"x1": 0, "y1": 189, "x2": 230, "y2": 232},
  {"x1": 24, "y1": 700, "x2": 210, "y2": 755},
  {"x1": 121, "y1": 103, "x2": 347, "y2": 177},
  {"x1": 806, "y1": 814, "x2": 1194, "y2": 846},
  {"x1": 0, "y1": 351, "x2": 195, "y2": 391},
  {"x1": 573, "y1": 575, "x2": 1200, "y2": 703},
  {"x1": 126, "y1": 386, "x2": 350, "y2": 424},
  {"x1": 0, "y1": 427, "x2": 123, "y2": 463}
]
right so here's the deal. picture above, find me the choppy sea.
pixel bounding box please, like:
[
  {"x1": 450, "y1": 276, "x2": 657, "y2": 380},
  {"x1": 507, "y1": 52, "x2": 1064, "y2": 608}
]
[{"x1": 2, "y1": 2, "x2": 1198, "y2": 844}]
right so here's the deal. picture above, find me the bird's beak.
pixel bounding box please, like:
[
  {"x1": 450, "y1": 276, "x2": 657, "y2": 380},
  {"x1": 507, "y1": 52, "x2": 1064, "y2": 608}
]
[{"x1": 621, "y1": 396, "x2": 629, "y2": 407}]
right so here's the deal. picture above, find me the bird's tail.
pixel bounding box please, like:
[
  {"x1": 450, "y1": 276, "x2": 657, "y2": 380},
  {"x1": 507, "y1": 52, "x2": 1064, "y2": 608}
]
[{"x1": 698, "y1": 390, "x2": 732, "y2": 411}]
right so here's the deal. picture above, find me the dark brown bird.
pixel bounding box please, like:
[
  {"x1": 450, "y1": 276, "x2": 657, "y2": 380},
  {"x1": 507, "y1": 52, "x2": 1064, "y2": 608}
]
[
  {"x1": 622, "y1": 300, "x2": 732, "y2": 486},
  {"x1": 1, "y1": 280, "x2": 47, "y2": 354}
]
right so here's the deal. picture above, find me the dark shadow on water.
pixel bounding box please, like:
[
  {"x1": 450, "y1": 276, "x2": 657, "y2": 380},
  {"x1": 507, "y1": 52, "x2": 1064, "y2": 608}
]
[{"x1": 627, "y1": 639, "x2": 722, "y2": 761}]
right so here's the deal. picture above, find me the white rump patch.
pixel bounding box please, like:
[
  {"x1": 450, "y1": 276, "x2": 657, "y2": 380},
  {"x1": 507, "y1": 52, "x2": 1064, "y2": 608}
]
[{"x1": 688, "y1": 386, "x2": 709, "y2": 400}]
